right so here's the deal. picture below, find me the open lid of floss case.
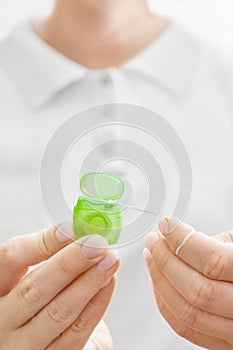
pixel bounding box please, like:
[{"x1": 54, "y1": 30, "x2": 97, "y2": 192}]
[{"x1": 80, "y1": 172, "x2": 124, "y2": 201}]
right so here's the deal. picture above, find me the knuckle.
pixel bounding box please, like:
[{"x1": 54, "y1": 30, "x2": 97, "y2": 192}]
[
  {"x1": 175, "y1": 323, "x2": 195, "y2": 340},
  {"x1": 17, "y1": 275, "x2": 42, "y2": 303},
  {"x1": 175, "y1": 300, "x2": 199, "y2": 327},
  {"x1": 203, "y1": 250, "x2": 228, "y2": 280},
  {"x1": 46, "y1": 298, "x2": 72, "y2": 323},
  {"x1": 71, "y1": 316, "x2": 92, "y2": 336},
  {"x1": 189, "y1": 277, "x2": 215, "y2": 309},
  {"x1": 0, "y1": 239, "x2": 15, "y2": 267},
  {"x1": 87, "y1": 297, "x2": 99, "y2": 310},
  {"x1": 81, "y1": 272, "x2": 108, "y2": 294},
  {"x1": 95, "y1": 274, "x2": 110, "y2": 289},
  {"x1": 224, "y1": 231, "x2": 233, "y2": 243},
  {"x1": 156, "y1": 248, "x2": 170, "y2": 271},
  {"x1": 36, "y1": 228, "x2": 55, "y2": 260},
  {"x1": 58, "y1": 251, "x2": 74, "y2": 274},
  {"x1": 81, "y1": 278, "x2": 99, "y2": 296},
  {"x1": 156, "y1": 296, "x2": 196, "y2": 342}
]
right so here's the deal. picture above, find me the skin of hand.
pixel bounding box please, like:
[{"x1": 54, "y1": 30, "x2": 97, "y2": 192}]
[
  {"x1": 144, "y1": 217, "x2": 233, "y2": 350},
  {"x1": 0, "y1": 223, "x2": 119, "y2": 350}
]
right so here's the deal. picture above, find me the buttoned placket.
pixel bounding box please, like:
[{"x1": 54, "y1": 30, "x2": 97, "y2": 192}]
[{"x1": 92, "y1": 68, "x2": 125, "y2": 173}]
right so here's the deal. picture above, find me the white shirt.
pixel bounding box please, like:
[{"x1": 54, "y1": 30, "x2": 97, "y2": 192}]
[{"x1": 0, "y1": 20, "x2": 233, "y2": 350}]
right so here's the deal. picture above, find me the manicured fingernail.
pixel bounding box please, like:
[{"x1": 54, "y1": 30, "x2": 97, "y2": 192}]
[
  {"x1": 145, "y1": 232, "x2": 160, "y2": 253},
  {"x1": 158, "y1": 218, "x2": 168, "y2": 235},
  {"x1": 159, "y1": 217, "x2": 181, "y2": 235},
  {"x1": 80, "y1": 235, "x2": 108, "y2": 259},
  {"x1": 55, "y1": 222, "x2": 74, "y2": 242},
  {"x1": 98, "y1": 250, "x2": 120, "y2": 271},
  {"x1": 143, "y1": 248, "x2": 153, "y2": 268}
]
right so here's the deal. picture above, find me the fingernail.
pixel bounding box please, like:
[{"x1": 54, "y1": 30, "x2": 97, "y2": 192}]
[
  {"x1": 158, "y1": 217, "x2": 180, "y2": 235},
  {"x1": 143, "y1": 248, "x2": 153, "y2": 268},
  {"x1": 55, "y1": 222, "x2": 74, "y2": 242},
  {"x1": 80, "y1": 235, "x2": 108, "y2": 259},
  {"x1": 98, "y1": 250, "x2": 120, "y2": 271},
  {"x1": 158, "y1": 218, "x2": 168, "y2": 235},
  {"x1": 145, "y1": 232, "x2": 160, "y2": 254}
]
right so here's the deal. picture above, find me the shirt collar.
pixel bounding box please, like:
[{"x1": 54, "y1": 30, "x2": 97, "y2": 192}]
[
  {"x1": 124, "y1": 22, "x2": 201, "y2": 95},
  {"x1": 0, "y1": 20, "x2": 201, "y2": 109},
  {"x1": 0, "y1": 20, "x2": 87, "y2": 109}
]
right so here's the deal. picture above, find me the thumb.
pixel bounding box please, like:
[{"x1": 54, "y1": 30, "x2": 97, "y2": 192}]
[{"x1": 0, "y1": 222, "x2": 74, "y2": 295}]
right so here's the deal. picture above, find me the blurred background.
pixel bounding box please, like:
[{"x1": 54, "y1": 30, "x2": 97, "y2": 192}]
[{"x1": 0, "y1": 0, "x2": 233, "y2": 50}]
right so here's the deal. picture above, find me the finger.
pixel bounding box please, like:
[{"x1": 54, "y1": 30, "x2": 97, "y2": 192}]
[
  {"x1": 0, "y1": 222, "x2": 74, "y2": 295},
  {"x1": 214, "y1": 230, "x2": 233, "y2": 243},
  {"x1": 47, "y1": 277, "x2": 115, "y2": 350},
  {"x1": 146, "y1": 234, "x2": 233, "y2": 319},
  {"x1": 145, "y1": 252, "x2": 233, "y2": 344},
  {"x1": 3, "y1": 235, "x2": 110, "y2": 329},
  {"x1": 154, "y1": 290, "x2": 230, "y2": 350},
  {"x1": 18, "y1": 253, "x2": 119, "y2": 349},
  {"x1": 154, "y1": 217, "x2": 233, "y2": 282}
]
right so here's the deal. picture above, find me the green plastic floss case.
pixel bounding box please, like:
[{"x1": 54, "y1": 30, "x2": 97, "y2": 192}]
[{"x1": 73, "y1": 172, "x2": 124, "y2": 244}]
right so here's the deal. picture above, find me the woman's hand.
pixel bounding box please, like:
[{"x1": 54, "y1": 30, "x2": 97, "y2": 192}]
[
  {"x1": 144, "y1": 218, "x2": 233, "y2": 350},
  {"x1": 0, "y1": 224, "x2": 119, "y2": 350}
]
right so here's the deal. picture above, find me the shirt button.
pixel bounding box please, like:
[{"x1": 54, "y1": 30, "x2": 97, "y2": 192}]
[{"x1": 101, "y1": 72, "x2": 112, "y2": 86}]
